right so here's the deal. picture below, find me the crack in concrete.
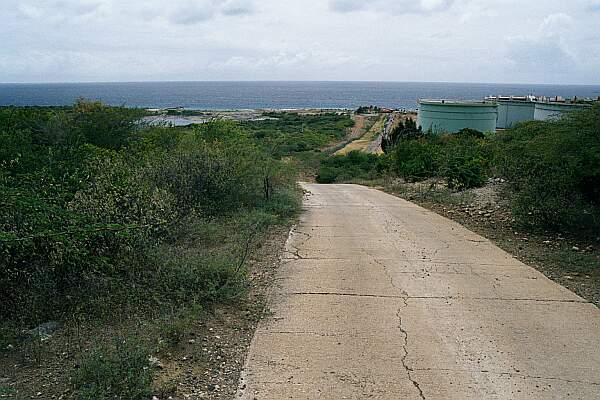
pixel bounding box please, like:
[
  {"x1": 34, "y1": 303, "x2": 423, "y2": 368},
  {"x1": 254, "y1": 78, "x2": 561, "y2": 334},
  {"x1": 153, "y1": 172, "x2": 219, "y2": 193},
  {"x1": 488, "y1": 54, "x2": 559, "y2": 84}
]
[
  {"x1": 283, "y1": 225, "x2": 315, "y2": 260},
  {"x1": 397, "y1": 304, "x2": 426, "y2": 399},
  {"x1": 371, "y1": 257, "x2": 403, "y2": 292},
  {"x1": 284, "y1": 292, "x2": 588, "y2": 303},
  {"x1": 287, "y1": 291, "x2": 407, "y2": 299},
  {"x1": 281, "y1": 255, "x2": 351, "y2": 261},
  {"x1": 282, "y1": 248, "x2": 304, "y2": 259},
  {"x1": 374, "y1": 259, "x2": 519, "y2": 266},
  {"x1": 259, "y1": 330, "x2": 364, "y2": 338},
  {"x1": 412, "y1": 368, "x2": 600, "y2": 386}
]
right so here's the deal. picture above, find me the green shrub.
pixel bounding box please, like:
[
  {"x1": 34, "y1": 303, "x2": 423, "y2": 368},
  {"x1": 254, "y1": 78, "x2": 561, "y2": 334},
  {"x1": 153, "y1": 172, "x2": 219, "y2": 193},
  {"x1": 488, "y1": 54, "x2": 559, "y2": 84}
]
[
  {"x1": 316, "y1": 151, "x2": 384, "y2": 183},
  {"x1": 455, "y1": 127, "x2": 485, "y2": 140},
  {"x1": 391, "y1": 138, "x2": 439, "y2": 181},
  {"x1": 0, "y1": 103, "x2": 300, "y2": 326},
  {"x1": 495, "y1": 104, "x2": 600, "y2": 231},
  {"x1": 388, "y1": 131, "x2": 489, "y2": 189},
  {"x1": 440, "y1": 134, "x2": 489, "y2": 190},
  {"x1": 241, "y1": 112, "x2": 354, "y2": 159},
  {"x1": 261, "y1": 189, "x2": 302, "y2": 218},
  {"x1": 73, "y1": 342, "x2": 154, "y2": 400},
  {"x1": 71, "y1": 99, "x2": 146, "y2": 150},
  {"x1": 444, "y1": 155, "x2": 488, "y2": 190},
  {"x1": 316, "y1": 166, "x2": 337, "y2": 183},
  {"x1": 382, "y1": 117, "x2": 422, "y2": 153}
]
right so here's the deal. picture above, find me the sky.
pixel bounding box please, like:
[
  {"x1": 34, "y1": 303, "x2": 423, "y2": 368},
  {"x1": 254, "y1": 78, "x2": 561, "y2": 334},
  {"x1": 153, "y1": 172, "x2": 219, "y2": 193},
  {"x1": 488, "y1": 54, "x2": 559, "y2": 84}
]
[{"x1": 1, "y1": 0, "x2": 600, "y2": 84}]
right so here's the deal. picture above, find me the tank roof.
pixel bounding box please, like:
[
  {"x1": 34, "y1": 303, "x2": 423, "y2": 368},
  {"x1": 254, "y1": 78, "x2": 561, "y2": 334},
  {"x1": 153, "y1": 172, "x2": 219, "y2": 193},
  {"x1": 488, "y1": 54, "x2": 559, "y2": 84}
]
[{"x1": 418, "y1": 99, "x2": 497, "y2": 107}]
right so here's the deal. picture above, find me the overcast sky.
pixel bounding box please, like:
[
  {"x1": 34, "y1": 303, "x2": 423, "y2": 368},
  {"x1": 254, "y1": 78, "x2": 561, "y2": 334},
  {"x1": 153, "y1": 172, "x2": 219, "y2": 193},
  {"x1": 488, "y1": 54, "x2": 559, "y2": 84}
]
[{"x1": 1, "y1": 0, "x2": 600, "y2": 84}]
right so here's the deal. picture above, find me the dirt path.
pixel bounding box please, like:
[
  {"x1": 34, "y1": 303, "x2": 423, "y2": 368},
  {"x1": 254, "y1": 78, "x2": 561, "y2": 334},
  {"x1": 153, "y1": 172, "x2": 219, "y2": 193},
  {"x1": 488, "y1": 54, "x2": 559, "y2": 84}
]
[
  {"x1": 237, "y1": 184, "x2": 600, "y2": 399},
  {"x1": 336, "y1": 115, "x2": 386, "y2": 155}
]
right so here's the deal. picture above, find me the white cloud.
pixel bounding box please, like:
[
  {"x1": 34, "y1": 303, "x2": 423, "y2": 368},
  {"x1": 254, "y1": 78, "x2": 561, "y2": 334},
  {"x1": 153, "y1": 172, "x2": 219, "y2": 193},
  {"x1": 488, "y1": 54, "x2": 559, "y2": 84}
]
[
  {"x1": 504, "y1": 11, "x2": 583, "y2": 81},
  {"x1": 586, "y1": 1, "x2": 600, "y2": 12},
  {"x1": 1, "y1": 0, "x2": 599, "y2": 84},
  {"x1": 507, "y1": 37, "x2": 572, "y2": 71},
  {"x1": 540, "y1": 13, "x2": 574, "y2": 35},
  {"x1": 16, "y1": 0, "x2": 103, "y2": 20},
  {"x1": 165, "y1": 0, "x2": 255, "y2": 25},
  {"x1": 330, "y1": 0, "x2": 454, "y2": 14}
]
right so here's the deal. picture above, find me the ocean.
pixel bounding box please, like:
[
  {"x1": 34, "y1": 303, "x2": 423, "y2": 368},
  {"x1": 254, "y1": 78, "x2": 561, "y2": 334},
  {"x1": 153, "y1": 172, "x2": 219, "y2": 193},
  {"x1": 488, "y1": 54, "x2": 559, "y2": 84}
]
[{"x1": 1, "y1": 81, "x2": 599, "y2": 110}]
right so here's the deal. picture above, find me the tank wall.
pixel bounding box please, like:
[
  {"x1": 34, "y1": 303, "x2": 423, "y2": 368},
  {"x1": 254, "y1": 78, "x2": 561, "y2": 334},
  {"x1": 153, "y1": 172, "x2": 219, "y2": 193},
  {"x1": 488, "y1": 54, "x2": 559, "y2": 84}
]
[
  {"x1": 534, "y1": 103, "x2": 591, "y2": 121},
  {"x1": 417, "y1": 103, "x2": 498, "y2": 133},
  {"x1": 497, "y1": 101, "x2": 536, "y2": 129}
]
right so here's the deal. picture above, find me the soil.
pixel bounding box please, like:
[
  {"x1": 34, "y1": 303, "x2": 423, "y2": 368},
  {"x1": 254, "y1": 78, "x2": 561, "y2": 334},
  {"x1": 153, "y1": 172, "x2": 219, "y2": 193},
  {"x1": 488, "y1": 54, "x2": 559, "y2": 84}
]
[
  {"x1": 0, "y1": 226, "x2": 292, "y2": 400},
  {"x1": 335, "y1": 114, "x2": 385, "y2": 155},
  {"x1": 379, "y1": 179, "x2": 600, "y2": 307}
]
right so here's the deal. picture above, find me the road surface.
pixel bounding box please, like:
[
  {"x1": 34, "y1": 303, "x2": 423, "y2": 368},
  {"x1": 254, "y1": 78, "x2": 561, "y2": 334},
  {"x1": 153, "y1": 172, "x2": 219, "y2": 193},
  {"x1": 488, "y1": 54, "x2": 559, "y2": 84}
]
[{"x1": 237, "y1": 184, "x2": 600, "y2": 399}]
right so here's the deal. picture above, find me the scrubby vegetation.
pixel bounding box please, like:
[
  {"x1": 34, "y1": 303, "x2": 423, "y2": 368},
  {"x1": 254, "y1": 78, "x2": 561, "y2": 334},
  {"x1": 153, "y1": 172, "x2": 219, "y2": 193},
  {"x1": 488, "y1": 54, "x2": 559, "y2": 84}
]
[
  {"x1": 0, "y1": 101, "x2": 299, "y2": 328},
  {"x1": 391, "y1": 128, "x2": 490, "y2": 190},
  {"x1": 317, "y1": 105, "x2": 600, "y2": 235},
  {"x1": 495, "y1": 105, "x2": 600, "y2": 231},
  {"x1": 316, "y1": 151, "x2": 387, "y2": 183},
  {"x1": 241, "y1": 112, "x2": 353, "y2": 154},
  {"x1": 320, "y1": 127, "x2": 490, "y2": 190},
  {"x1": 239, "y1": 111, "x2": 354, "y2": 177},
  {"x1": 381, "y1": 117, "x2": 421, "y2": 152},
  {"x1": 72, "y1": 341, "x2": 154, "y2": 400},
  {"x1": 0, "y1": 102, "x2": 358, "y2": 399}
]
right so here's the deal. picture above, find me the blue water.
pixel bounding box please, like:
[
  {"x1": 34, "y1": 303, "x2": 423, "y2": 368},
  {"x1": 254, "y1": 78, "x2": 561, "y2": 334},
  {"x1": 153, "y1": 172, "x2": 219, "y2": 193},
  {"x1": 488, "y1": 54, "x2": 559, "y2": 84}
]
[{"x1": 1, "y1": 81, "x2": 599, "y2": 110}]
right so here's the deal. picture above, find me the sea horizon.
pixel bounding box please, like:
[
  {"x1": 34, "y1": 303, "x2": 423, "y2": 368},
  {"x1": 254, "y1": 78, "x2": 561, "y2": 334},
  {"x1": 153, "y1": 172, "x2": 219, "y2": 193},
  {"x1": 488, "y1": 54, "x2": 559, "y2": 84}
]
[
  {"x1": 2, "y1": 81, "x2": 600, "y2": 110},
  {"x1": 3, "y1": 79, "x2": 600, "y2": 86}
]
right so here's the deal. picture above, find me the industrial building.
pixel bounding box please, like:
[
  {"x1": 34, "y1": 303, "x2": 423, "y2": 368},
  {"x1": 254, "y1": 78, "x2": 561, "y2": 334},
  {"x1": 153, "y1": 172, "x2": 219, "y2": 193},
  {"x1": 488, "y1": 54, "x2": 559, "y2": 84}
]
[
  {"x1": 417, "y1": 96, "x2": 594, "y2": 133},
  {"x1": 533, "y1": 100, "x2": 592, "y2": 121},
  {"x1": 489, "y1": 96, "x2": 592, "y2": 129},
  {"x1": 494, "y1": 96, "x2": 536, "y2": 129},
  {"x1": 416, "y1": 99, "x2": 498, "y2": 133}
]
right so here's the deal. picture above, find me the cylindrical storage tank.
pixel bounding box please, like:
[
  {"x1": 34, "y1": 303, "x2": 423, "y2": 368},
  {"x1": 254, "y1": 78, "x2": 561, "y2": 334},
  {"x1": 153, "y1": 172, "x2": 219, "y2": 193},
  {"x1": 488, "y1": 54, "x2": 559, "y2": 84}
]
[
  {"x1": 497, "y1": 100, "x2": 536, "y2": 129},
  {"x1": 417, "y1": 100, "x2": 498, "y2": 134},
  {"x1": 534, "y1": 102, "x2": 592, "y2": 121}
]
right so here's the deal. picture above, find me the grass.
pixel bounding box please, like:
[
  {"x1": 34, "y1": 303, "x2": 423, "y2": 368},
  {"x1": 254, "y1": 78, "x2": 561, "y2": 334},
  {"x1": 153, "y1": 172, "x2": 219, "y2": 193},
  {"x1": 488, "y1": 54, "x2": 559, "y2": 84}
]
[
  {"x1": 0, "y1": 386, "x2": 16, "y2": 396},
  {"x1": 72, "y1": 342, "x2": 155, "y2": 400},
  {"x1": 335, "y1": 114, "x2": 386, "y2": 155},
  {"x1": 1, "y1": 105, "x2": 348, "y2": 399},
  {"x1": 240, "y1": 111, "x2": 355, "y2": 175}
]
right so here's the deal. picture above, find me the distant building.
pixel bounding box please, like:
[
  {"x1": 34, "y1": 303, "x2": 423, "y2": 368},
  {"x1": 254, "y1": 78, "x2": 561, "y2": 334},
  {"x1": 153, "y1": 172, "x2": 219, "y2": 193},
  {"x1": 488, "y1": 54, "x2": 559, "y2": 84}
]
[
  {"x1": 493, "y1": 97, "x2": 536, "y2": 129},
  {"x1": 418, "y1": 96, "x2": 594, "y2": 133},
  {"x1": 416, "y1": 99, "x2": 498, "y2": 133},
  {"x1": 488, "y1": 95, "x2": 592, "y2": 129},
  {"x1": 533, "y1": 100, "x2": 592, "y2": 121}
]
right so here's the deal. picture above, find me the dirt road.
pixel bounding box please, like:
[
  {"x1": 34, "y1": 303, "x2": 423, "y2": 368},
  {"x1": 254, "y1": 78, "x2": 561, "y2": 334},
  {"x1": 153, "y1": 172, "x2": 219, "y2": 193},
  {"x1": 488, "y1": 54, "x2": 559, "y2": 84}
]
[
  {"x1": 336, "y1": 115, "x2": 385, "y2": 155},
  {"x1": 237, "y1": 184, "x2": 600, "y2": 399}
]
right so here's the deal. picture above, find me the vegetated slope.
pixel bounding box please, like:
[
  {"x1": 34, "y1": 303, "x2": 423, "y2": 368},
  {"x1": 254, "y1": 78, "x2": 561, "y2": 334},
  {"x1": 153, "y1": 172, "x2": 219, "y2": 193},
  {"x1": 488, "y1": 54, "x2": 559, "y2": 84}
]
[
  {"x1": 0, "y1": 101, "x2": 299, "y2": 327},
  {"x1": 2, "y1": 102, "x2": 336, "y2": 399},
  {"x1": 335, "y1": 114, "x2": 385, "y2": 155}
]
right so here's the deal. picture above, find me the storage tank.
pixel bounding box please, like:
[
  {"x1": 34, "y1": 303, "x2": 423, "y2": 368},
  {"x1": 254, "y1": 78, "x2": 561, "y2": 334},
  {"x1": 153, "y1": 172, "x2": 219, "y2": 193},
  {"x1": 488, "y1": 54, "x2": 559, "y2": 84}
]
[
  {"x1": 534, "y1": 102, "x2": 592, "y2": 121},
  {"x1": 417, "y1": 100, "x2": 498, "y2": 133},
  {"x1": 496, "y1": 98, "x2": 536, "y2": 129}
]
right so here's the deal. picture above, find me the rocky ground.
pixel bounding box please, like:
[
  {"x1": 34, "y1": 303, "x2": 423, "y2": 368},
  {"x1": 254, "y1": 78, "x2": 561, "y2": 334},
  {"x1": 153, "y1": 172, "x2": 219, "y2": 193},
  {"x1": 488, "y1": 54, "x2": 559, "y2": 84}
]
[
  {"x1": 152, "y1": 226, "x2": 290, "y2": 400},
  {"x1": 0, "y1": 226, "x2": 292, "y2": 400},
  {"x1": 380, "y1": 178, "x2": 600, "y2": 306}
]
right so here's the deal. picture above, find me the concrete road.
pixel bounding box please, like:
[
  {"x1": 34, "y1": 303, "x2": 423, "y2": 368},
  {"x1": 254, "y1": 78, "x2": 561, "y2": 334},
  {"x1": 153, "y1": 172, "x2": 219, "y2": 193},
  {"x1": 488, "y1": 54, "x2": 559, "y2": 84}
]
[{"x1": 237, "y1": 184, "x2": 600, "y2": 399}]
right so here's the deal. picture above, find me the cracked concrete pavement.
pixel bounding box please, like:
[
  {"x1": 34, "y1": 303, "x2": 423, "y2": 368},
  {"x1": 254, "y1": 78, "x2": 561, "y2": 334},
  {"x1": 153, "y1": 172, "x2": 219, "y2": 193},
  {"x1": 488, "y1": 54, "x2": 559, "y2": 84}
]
[{"x1": 237, "y1": 184, "x2": 600, "y2": 399}]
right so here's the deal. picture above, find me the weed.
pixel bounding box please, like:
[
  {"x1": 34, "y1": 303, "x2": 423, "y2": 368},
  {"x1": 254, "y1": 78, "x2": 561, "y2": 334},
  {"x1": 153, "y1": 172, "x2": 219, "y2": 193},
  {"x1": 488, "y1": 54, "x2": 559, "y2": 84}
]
[{"x1": 72, "y1": 341, "x2": 154, "y2": 400}]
